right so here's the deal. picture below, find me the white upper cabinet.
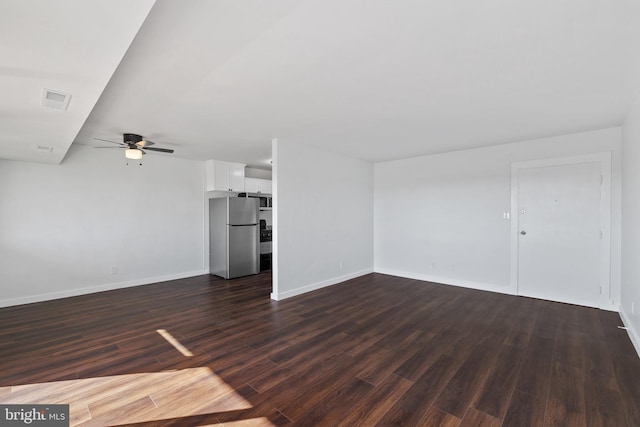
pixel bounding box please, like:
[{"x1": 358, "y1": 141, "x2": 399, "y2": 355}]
[
  {"x1": 205, "y1": 160, "x2": 245, "y2": 192},
  {"x1": 245, "y1": 177, "x2": 272, "y2": 194}
]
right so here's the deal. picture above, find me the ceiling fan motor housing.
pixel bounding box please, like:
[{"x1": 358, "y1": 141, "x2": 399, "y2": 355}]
[{"x1": 123, "y1": 133, "x2": 143, "y2": 145}]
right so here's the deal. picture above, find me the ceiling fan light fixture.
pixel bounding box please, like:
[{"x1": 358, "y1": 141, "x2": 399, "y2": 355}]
[{"x1": 125, "y1": 148, "x2": 143, "y2": 160}]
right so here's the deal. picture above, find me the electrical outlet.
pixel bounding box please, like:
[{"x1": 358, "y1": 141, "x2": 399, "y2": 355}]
[{"x1": 111, "y1": 266, "x2": 119, "y2": 275}]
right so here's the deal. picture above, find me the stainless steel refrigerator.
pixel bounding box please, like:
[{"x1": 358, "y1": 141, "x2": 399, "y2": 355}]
[{"x1": 209, "y1": 197, "x2": 260, "y2": 279}]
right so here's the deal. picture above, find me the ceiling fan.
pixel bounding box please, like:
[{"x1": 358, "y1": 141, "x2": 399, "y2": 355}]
[{"x1": 94, "y1": 133, "x2": 175, "y2": 161}]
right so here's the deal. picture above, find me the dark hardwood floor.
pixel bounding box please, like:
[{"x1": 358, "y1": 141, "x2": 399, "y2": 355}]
[{"x1": 1, "y1": 272, "x2": 639, "y2": 426}]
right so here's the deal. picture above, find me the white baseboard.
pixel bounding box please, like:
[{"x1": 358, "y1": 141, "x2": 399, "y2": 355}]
[
  {"x1": 374, "y1": 268, "x2": 516, "y2": 296},
  {"x1": 0, "y1": 269, "x2": 209, "y2": 308},
  {"x1": 270, "y1": 268, "x2": 373, "y2": 301},
  {"x1": 600, "y1": 303, "x2": 621, "y2": 312},
  {"x1": 620, "y1": 308, "x2": 640, "y2": 359},
  {"x1": 375, "y1": 268, "x2": 622, "y2": 312}
]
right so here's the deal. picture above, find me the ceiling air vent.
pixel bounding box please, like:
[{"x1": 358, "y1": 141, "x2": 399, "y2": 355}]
[
  {"x1": 35, "y1": 145, "x2": 54, "y2": 153},
  {"x1": 41, "y1": 88, "x2": 71, "y2": 111}
]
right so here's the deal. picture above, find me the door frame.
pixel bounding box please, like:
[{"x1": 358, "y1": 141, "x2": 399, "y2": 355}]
[{"x1": 509, "y1": 152, "x2": 612, "y2": 308}]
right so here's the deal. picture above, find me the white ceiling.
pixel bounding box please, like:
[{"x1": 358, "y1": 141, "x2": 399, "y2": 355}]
[
  {"x1": 4, "y1": 0, "x2": 640, "y2": 169},
  {"x1": 0, "y1": 0, "x2": 155, "y2": 164}
]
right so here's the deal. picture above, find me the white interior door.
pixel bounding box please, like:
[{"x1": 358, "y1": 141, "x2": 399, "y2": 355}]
[{"x1": 516, "y1": 161, "x2": 604, "y2": 307}]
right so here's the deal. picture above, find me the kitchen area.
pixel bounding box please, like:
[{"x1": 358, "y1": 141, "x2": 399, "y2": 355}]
[{"x1": 205, "y1": 159, "x2": 273, "y2": 280}]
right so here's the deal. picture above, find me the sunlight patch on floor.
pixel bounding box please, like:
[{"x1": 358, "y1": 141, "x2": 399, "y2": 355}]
[
  {"x1": 223, "y1": 418, "x2": 276, "y2": 426},
  {"x1": 156, "y1": 328, "x2": 194, "y2": 357},
  {"x1": 1, "y1": 367, "x2": 252, "y2": 426}
]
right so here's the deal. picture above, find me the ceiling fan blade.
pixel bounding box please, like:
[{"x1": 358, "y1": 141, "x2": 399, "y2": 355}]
[
  {"x1": 143, "y1": 147, "x2": 174, "y2": 153},
  {"x1": 94, "y1": 146, "x2": 125, "y2": 149},
  {"x1": 93, "y1": 137, "x2": 124, "y2": 145},
  {"x1": 136, "y1": 139, "x2": 155, "y2": 147}
]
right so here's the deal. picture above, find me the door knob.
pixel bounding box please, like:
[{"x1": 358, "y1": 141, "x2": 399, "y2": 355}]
[{"x1": 520, "y1": 230, "x2": 527, "y2": 235}]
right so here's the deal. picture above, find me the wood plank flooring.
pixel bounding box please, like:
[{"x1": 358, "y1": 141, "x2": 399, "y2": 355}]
[{"x1": 1, "y1": 273, "x2": 639, "y2": 426}]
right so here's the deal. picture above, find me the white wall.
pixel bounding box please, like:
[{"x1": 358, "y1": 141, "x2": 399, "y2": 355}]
[
  {"x1": 272, "y1": 140, "x2": 373, "y2": 300},
  {"x1": 0, "y1": 144, "x2": 207, "y2": 307},
  {"x1": 374, "y1": 127, "x2": 622, "y2": 304},
  {"x1": 621, "y1": 94, "x2": 640, "y2": 355}
]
